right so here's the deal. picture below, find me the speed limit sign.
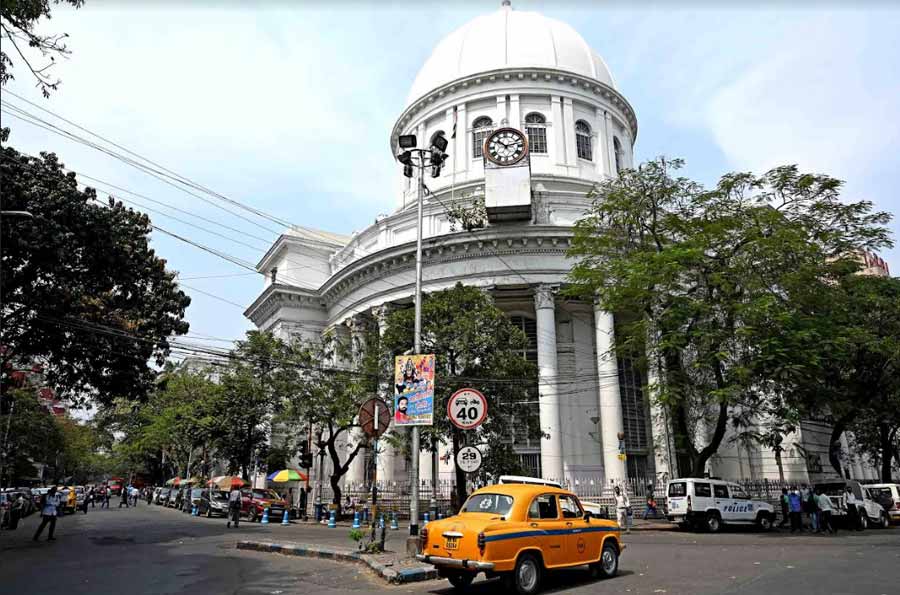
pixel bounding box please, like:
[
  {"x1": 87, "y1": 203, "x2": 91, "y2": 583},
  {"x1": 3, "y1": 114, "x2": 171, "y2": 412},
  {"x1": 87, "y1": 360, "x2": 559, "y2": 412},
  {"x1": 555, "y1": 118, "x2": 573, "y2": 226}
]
[
  {"x1": 448, "y1": 388, "x2": 487, "y2": 430},
  {"x1": 456, "y1": 446, "x2": 483, "y2": 473}
]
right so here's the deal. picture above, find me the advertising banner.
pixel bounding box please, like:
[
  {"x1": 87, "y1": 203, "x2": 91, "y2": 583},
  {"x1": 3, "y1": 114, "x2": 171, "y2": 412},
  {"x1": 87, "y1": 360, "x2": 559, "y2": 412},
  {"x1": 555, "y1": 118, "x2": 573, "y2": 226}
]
[{"x1": 393, "y1": 354, "x2": 435, "y2": 426}]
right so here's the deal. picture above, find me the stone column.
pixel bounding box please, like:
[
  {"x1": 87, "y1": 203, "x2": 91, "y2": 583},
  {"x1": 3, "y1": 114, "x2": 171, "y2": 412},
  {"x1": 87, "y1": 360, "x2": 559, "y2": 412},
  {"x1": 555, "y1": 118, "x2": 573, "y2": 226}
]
[
  {"x1": 509, "y1": 94, "x2": 521, "y2": 129},
  {"x1": 847, "y1": 432, "x2": 865, "y2": 479},
  {"x1": 456, "y1": 102, "x2": 468, "y2": 172},
  {"x1": 372, "y1": 305, "x2": 396, "y2": 484},
  {"x1": 551, "y1": 96, "x2": 566, "y2": 166},
  {"x1": 344, "y1": 316, "x2": 367, "y2": 487},
  {"x1": 604, "y1": 112, "x2": 616, "y2": 177},
  {"x1": 594, "y1": 107, "x2": 609, "y2": 178},
  {"x1": 594, "y1": 304, "x2": 626, "y2": 483},
  {"x1": 535, "y1": 285, "x2": 564, "y2": 481},
  {"x1": 562, "y1": 97, "x2": 577, "y2": 168},
  {"x1": 496, "y1": 95, "x2": 507, "y2": 126}
]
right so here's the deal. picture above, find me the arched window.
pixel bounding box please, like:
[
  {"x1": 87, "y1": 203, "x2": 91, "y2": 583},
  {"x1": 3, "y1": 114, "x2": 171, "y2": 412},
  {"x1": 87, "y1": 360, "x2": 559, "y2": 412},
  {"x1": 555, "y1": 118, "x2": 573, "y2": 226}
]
[
  {"x1": 472, "y1": 116, "x2": 493, "y2": 159},
  {"x1": 575, "y1": 120, "x2": 592, "y2": 161},
  {"x1": 524, "y1": 112, "x2": 547, "y2": 154},
  {"x1": 613, "y1": 136, "x2": 623, "y2": 174}
]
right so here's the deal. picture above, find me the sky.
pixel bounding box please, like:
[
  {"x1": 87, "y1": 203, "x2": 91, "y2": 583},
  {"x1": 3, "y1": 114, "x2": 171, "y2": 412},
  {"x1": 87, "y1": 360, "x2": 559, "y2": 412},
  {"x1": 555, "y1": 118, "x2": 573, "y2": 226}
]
[{"x1": 3, "y1": 0, "x2": 899, "y2": 353}]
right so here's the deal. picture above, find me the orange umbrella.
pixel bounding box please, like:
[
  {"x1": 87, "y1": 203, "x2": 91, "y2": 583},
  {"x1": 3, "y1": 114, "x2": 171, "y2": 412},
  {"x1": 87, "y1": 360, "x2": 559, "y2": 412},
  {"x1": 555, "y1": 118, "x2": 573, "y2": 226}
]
[{"x1": 208, "y1": 475, "x2": 245, "y2": 490}]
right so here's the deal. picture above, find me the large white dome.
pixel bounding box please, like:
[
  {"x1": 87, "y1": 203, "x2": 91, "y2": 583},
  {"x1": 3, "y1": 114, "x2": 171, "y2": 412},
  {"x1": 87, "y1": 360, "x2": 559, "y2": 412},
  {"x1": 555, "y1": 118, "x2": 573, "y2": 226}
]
[{"x1": 406, "y1": 3, "x2": 616, "y2": 107}]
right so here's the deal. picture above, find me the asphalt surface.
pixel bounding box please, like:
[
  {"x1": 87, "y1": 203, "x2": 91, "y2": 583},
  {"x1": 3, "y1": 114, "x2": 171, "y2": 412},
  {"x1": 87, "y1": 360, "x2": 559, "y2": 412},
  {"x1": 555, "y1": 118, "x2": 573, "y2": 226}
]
[{"x1": 2, "y1": 503, "x2": 899, "y2": 594}]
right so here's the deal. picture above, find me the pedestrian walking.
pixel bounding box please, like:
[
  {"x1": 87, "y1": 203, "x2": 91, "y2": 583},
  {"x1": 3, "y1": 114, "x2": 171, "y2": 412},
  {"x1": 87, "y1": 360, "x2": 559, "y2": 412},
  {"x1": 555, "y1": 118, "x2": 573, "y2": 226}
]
[
  {"x1": 226, "y1": 487, "x2": 242, "y2": 528},
  {"x1": 806, "y1": 487, "x2": 819, "y2": 532},
  {"x1": 778, "y1": 487, "x2": 790, "y2": 528},
  {"x1": 299, "y1": 486, "x2": 309, "y2": 521},
  {"x1": 642, "y1": 484, "x2": 659, "y2": 520},
  {"x1": 844, "y1": 485, "x2": 861, "y2": 530},
  {"x1": 33, "y1": 487, "x2": 61, "y2": 542},
  {"x1": 102, "y1": 487, "x2": 110, "y2": 508},
  {"x1": 9, "y1": 493, "x2": 26, "y2": 530},
  {"x1": 614, "y1": 486, "x2": 631, "y2": 534},
  {"x1": 119, "y1": 485, "x2": 130, "y2": 508},
  {"x1": 816, "y1": 489, "x2": 836, "y2": 534},
  {"x1": 788, "y1": 488, "x2": 803, "y2": 533},
  {"x1": 88, "y1": 486, "x2": 95, "y2": 509}
]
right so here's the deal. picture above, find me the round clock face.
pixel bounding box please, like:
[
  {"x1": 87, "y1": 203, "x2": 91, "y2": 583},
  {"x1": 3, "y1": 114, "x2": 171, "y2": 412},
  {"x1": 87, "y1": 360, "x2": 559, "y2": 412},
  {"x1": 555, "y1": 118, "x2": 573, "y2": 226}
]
[{"x1": 485, "y1": 127, "x2": 528, "y2": 166}]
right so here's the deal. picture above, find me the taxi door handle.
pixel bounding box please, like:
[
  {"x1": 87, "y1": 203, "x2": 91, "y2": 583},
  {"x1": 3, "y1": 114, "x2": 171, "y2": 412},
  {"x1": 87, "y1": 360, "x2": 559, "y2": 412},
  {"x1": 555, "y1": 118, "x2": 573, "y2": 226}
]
[
  {"x1": 530, "y1": 523, "x2": 539, "y2": 528},
  {"x1": 566, "y1": 522, "x2": 573, "y2": 527}
]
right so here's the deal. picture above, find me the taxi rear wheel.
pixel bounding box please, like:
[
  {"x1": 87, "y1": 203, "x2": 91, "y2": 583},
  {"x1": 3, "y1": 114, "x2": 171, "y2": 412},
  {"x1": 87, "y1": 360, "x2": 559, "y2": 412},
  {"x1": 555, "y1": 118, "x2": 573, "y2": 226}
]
[
  {"x1": 507, "y1": 552, "x2": 542, "y2": 595},
  {"x1": 592, "y1": 542, "x2": 619, "y2": 579},
  {"x1": 446, "y1": 572, "x2": 475, "y2": 590}
]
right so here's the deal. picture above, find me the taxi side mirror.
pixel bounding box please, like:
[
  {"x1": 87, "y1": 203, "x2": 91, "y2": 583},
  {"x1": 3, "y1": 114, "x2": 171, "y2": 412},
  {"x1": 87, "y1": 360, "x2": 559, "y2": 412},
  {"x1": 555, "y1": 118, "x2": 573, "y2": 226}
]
[{"x1": 583, "y1": 513, "x2": 591, "y2": 522}]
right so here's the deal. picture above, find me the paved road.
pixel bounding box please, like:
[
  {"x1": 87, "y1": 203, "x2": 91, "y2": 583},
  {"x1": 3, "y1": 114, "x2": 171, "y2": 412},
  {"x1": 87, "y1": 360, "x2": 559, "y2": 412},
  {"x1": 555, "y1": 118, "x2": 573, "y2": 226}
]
[{"x1": 3, "y1": 503, "x2": 899, "y2": 594}]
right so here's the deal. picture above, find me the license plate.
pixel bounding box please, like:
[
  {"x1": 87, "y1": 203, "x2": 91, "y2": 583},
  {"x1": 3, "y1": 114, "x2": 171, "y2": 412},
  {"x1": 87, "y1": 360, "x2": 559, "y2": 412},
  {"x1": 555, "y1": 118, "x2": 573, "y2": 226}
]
[{"x1": 445, "y1": 537, "x2": 459, "y2": 550}]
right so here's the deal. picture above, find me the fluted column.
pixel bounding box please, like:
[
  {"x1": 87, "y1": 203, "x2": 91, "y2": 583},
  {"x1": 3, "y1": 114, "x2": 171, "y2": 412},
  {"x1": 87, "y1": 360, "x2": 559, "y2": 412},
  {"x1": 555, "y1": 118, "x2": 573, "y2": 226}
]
[
  {"x1": 594, "y1": 304, "x2": 626, "y2": 483},
  {"x1": 372, "y1": 305, "x2": 396, "y2": 484},
  {"x1": 344, "y1": 316, "x2": 367, "y2": 487},
  {"x1": 535, "y1": 285, "x2": 564, "y2": 481}
]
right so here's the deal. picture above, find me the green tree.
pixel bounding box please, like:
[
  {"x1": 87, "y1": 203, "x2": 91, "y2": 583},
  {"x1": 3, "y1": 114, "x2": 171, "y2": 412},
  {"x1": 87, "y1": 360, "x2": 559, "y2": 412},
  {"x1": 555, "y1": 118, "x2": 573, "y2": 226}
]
[
  {"x1": 215, "y1": 332, "x2": 295, "y2": 479},
  {"x1": 568, "y1": 158, "x2": 892, "y2": 477},
  {"x1": 380, "y1": 283, "x2": 536, "y2": 505},
  {"x1": 0, "y1": 147, "x2": 191, "y2": 406},
  {"x1": 1, "y1": 0, "x2": 84, "y2": 96},
  {"x1": 0, "y1": 388, "x2": 63, "y2": 486}
]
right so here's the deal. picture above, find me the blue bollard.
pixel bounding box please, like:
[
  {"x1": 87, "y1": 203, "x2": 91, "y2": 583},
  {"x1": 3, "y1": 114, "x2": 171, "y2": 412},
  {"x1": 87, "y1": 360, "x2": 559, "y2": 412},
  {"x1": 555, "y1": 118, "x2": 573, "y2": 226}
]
[
  {"x1": 390, "y1": 512, "x2": 399, "y2": 530},
  {"x1": 261, "y1": 507, "x2": 270, "y2": 524},
  {"x1": 281, "y1": 508, "x2": 290, "y2": 526},
  {"x1": 352, "y1": 511, "x2": 361, "y2": 529},
  {"x1": 423, "y1": 512, "x2": 430, "y2": 525},
  {"x1": 328, "y1": 510, "x2": 337, "y2": 528},
  {"x1": 192, "y1": 504, "x2": 198, "y2": 516}
]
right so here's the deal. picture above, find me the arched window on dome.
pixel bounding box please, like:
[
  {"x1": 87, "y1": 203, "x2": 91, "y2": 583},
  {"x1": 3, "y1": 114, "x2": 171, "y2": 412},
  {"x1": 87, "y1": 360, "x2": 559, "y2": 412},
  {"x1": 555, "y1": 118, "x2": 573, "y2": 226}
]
[
  {"x1": 524, "y1": 112, "x2": 547, "y2": 154},
  {"x1": 575, "y1": 120, "x2": 592, "y2": 161},
  {"x1": 613, "y1": 136, "x2": 623, "y2": 174},
  {"x1": 472, "y1": 116, "x2": 493, "y2": 159}
]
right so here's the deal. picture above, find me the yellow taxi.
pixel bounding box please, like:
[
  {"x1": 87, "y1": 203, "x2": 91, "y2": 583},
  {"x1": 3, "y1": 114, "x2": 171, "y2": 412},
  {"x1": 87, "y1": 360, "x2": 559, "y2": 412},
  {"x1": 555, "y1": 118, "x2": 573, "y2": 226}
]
[{"x1": 416, "y1": 482, "x2": 624, "y2": 594}]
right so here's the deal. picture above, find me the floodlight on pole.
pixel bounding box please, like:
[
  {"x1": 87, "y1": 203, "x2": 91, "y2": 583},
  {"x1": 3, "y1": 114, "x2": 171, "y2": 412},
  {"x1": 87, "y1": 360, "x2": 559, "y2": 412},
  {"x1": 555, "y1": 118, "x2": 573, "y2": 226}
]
[
  {"x1": 398, "y1": 134, "x2": 417, "y2": 149},
  {"x1": 431, "y1": 134, "x2": 448, "y2": 153}
]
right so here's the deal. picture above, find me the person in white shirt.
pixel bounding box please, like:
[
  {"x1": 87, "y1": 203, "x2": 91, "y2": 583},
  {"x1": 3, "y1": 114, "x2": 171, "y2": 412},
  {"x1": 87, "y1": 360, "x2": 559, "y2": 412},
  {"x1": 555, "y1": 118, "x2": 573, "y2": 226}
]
[
  {"x1": 33, "y1": 487, "x2": 61, "y2": 541},
  {"x1": 844, "y1": 486, "x2": 861, "y2": 530},
  {"x1": 226, "y1": 488, "x2": 242, "y2": 528},
  {"x1": 614, "y1": 486, "x2": 631, "y2": 534},
  {"x1": 815, "y1": 489, "x2": 836, "y2": 534}
]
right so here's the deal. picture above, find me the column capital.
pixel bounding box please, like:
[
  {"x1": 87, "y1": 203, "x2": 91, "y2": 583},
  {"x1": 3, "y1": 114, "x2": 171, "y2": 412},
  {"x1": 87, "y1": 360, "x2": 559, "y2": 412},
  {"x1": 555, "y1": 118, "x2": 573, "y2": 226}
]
[
  {"x1": 371, "y1": 303, "x2": 396, "y2": 333},
  {"x1": 534, "y1": 284, "x2": 558, "y2": 310}
]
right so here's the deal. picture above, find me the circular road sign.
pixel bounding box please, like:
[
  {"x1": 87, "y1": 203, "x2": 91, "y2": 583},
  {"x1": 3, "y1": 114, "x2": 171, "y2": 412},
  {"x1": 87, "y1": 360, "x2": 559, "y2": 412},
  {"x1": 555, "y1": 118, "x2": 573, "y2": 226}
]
[
  {"x1": 448, "y1": 388, "x2": 488, "y2": 430},
  {"x1": 456, "y1": 446, "x2": 483, "y2": 474},
  {"x1": 358, "y1": 397, "x2": 391, "y2": 438}
]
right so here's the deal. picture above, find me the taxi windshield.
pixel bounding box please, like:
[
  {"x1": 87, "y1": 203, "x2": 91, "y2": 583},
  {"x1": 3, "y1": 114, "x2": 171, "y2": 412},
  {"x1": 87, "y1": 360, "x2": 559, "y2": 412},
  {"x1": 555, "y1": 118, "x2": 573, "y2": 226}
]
[{"x1": 462, "y1": 493, "x2": 514, "y2": 515}]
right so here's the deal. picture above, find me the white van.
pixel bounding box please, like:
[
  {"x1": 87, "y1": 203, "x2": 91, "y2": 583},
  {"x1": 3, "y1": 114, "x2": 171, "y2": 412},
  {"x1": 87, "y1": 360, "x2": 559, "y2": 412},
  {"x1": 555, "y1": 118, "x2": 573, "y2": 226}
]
[
  {"x1": 867, "y1": 483, "x2": 900, "y2": 524},
  {"x1": 666, "y1": 478, "x2": 776, "y2": 532}
]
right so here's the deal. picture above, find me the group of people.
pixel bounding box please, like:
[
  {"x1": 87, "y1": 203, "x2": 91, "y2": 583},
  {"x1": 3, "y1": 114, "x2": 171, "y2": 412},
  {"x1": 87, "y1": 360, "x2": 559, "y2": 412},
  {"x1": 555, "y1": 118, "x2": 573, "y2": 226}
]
[{"x1": 780, "y1": 485, "x2": 855, "y2": 534}]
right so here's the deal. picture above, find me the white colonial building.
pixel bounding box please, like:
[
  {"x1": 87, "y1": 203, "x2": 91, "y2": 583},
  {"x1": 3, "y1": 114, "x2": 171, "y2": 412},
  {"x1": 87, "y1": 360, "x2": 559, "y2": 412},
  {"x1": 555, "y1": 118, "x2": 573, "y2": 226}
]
[{"x1": 245, "y1": 2, "x2": 883, "y2": 489}]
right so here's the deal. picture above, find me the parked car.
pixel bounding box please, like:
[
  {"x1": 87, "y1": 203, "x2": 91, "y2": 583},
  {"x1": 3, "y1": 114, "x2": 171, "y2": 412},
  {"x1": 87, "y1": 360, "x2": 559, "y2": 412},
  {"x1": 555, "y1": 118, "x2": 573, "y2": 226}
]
[
  {"x1": 867, "y1": 483, "x2": 900, "y2": 524},
  {"x1": 241, "y1": 488, "x2": 287, "y2": 522},
  {"x1": 155, "y1": 487, "x2": 172, "y2": 506},
  {"x1": 198, "y1": 489, "x2": 230, "y2": 518},
  {"x1": 666, "y1": 478, "x2": 776, "y2": 532},
  {"x1": 815, "y1": 480, "x2": 889, "y2": 529},
  {"x1": 417, "y1": 481, "x2": 624, "y2": 594},
  {"x1": 167, "y1": 488, "x2": 181, "y2": 508},
  {"x1": 185, "y1": 488, "x2": 203, "y2": 513}
]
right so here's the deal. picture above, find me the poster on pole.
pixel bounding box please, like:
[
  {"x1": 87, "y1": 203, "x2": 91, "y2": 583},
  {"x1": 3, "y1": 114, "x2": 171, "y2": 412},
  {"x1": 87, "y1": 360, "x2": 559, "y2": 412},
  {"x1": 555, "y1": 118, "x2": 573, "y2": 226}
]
[{"x1": 393, "y1": 354, "x2": 435, "y2": 426}]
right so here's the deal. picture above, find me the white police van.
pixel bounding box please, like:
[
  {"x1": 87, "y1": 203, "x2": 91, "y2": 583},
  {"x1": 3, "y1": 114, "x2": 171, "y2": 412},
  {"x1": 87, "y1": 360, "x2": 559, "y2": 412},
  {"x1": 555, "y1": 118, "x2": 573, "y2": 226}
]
[{"x1": 666, "y1": 478, "x2": 775, "y2": 532}]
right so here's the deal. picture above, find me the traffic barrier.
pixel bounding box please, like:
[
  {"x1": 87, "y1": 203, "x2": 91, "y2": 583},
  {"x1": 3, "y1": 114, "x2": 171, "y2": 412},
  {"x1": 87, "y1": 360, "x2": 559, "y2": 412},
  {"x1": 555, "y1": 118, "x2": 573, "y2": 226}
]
[
  {"x1": 261, "y1": 507, "x2": 270, "y2": 524},
  {"x1": 328, "y1": 510, "x2": 337, "y2": 528},
  {"x1": 281, "y1": 509, "x2": 290, "y2": 526},
  {"x1": 352, "y1": 511, "x2": 361, "y2": 529},
  {"x1": 390, "y1": 512, "x2": 399, "y2": 530}
]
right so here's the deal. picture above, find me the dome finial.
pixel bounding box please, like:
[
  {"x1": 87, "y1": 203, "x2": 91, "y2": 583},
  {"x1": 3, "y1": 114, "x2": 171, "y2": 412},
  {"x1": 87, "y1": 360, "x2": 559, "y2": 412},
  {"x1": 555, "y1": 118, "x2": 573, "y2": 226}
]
[{"x1": 501, "y1": 0, "x2": 512, "y2": 7}]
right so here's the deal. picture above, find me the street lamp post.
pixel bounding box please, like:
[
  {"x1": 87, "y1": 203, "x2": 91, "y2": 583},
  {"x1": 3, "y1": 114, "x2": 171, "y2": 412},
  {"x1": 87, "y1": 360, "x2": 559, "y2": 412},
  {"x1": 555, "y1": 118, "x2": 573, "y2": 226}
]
[{"x1": 395, "y1": 134, "x2": 448, "y2": 539}]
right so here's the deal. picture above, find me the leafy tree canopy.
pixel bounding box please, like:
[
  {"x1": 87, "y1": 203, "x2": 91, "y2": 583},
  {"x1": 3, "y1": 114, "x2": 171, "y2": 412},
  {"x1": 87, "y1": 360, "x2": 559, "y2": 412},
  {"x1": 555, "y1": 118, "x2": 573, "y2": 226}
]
[
  {"x1": 1, "y1": 146, "x2": 191, "y2": 406},
  {"x1": 568, "y1": 158, "x2": 892, "y2": 478}
]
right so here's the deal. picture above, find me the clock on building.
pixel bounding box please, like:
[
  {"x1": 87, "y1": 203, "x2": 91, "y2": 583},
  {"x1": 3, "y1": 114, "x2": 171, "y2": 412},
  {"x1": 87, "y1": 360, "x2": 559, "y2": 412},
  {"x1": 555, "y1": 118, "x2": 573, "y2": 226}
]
[{"x1": 485, "y1": 127, "x2": 528, "y2": 166}]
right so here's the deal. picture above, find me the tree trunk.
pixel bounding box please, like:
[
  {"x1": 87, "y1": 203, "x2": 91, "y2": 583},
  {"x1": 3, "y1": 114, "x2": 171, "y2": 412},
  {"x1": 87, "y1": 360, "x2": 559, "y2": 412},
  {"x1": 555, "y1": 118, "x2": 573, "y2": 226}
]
[
  {"x1": 693, "y1": 399, "x2": 729, "y2": 477},
  {"x1": 879, "y1": 423, "x2": 894, "y2": 482},
  {"x1": 325, "y1": 426, "x2": 365, "y2": 518},
  {"x1": 828, "y1": 412, "x2": 856, "y2": 478}
]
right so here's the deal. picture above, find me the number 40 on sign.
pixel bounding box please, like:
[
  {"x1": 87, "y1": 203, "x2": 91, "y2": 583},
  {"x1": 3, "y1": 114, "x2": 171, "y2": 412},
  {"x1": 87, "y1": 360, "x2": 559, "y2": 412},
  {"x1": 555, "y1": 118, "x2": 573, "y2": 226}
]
[{"x1": 448, "y1": 388, "x2": 488, "y2": 430}]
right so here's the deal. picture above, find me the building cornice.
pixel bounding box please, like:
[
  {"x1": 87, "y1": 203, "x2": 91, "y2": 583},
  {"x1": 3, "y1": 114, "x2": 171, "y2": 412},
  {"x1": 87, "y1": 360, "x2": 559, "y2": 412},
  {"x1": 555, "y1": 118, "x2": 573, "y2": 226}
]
[
  {"x1": 391, "y1": 67, "x2": 638, "y2": 155},
  {"x1": 243, "y1": 282, "x2": 325, "y2": 326}
]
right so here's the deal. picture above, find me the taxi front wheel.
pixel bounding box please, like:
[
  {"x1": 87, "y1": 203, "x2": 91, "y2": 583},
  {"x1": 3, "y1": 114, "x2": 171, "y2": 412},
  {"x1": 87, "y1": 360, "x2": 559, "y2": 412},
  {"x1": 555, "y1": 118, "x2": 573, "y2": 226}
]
[
  {"x1": 591, "y1": 542, "x2": 619, "y2": 579},
  {"x1": 505, "y1": 552, "x2": 542, "y2": 595}
]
